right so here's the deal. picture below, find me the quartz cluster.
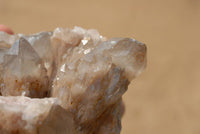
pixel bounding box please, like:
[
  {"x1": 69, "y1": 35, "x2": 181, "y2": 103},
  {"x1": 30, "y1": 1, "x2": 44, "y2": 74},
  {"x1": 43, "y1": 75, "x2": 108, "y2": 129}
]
[{"x1": 0, "y1": 27, "x2": 146, "y2": 134}]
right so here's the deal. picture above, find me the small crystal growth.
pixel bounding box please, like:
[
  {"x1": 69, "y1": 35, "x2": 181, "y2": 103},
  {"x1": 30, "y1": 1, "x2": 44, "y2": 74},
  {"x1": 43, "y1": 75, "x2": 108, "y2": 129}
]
[{"x1": 0, "y1": 26, "x2": 146, "y2": 134}]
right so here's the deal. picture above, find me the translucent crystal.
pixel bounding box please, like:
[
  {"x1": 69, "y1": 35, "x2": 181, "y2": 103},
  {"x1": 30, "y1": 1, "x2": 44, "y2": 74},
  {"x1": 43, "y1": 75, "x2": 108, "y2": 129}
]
[
  {"x1": 52, "y1": 34, "x2": 146, "y2": 134},
  {"x1": 0, "y1": 26, "x2": 147, "y2": 134},
  {"x1": 1, "y1": 38, "x2": 49, "y2": 98},
  {"x1": 0, "y1": 32, "x2": 19, "y2": 65},
  {"x1": 95, "y1": 38, "x2": 146, "y2": 80},
  {"x1": 0, "y1": 31, "x2": 19, "y2": 48},
  {"x1": 23, "y1": 32, "x2": 54, "y2": 78}
]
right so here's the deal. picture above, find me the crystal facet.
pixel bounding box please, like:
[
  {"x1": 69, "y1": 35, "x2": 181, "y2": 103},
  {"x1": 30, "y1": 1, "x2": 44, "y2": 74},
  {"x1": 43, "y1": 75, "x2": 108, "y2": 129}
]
[{"x1": 0, "y1": 27, "x2": 146, "y2": 134}]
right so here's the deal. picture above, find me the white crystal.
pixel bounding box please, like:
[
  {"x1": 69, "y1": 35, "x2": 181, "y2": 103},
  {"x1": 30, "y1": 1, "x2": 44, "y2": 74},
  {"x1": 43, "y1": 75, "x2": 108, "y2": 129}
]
[{"x1": 0, "y1": 96, "x2": 74, "y2": 134}]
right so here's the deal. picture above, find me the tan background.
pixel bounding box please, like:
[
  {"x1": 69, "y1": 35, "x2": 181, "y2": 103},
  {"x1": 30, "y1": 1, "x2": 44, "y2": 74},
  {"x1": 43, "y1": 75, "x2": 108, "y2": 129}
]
[{"x1": 1, "y1": 0, "x2": 200, "y2": 134}]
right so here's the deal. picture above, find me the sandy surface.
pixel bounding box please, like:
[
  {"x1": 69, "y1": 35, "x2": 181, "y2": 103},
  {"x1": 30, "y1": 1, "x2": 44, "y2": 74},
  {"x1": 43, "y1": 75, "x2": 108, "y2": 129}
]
[{"x1": 0, "y1": 0, "x2": 200, "y2": 133}]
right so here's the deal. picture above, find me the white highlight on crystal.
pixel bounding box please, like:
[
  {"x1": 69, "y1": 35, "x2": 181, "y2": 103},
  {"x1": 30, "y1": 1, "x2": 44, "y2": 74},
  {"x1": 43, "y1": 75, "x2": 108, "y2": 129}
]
[
  {"x1": 84, "y1": 49, "x2": 91, "y2": 54},
  {"x1": 60, "y1": 64, "x2": 66, "y2": 72},
  {"x1": 81, "y1": 39, "x2": 88, "y2": 45}
]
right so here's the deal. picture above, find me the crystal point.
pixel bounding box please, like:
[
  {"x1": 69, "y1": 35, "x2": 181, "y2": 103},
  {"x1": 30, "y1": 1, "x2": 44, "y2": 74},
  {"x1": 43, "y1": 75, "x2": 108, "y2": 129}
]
[{"x1": 1, "y1": 38, "x2": 49, "y2": 98}]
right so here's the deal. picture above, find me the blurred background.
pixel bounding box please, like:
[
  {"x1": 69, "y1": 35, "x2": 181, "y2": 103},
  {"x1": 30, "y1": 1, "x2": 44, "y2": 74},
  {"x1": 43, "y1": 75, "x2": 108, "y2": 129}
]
[{"x1": 1, "y1": 0, "x2": 200, "y2": 134}]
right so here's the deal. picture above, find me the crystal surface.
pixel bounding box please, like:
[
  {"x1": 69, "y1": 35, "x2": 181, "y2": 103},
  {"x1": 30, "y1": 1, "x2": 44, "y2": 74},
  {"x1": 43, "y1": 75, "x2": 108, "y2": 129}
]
[
  {"x1": 0, "y1": 26, "x2": 147, "y2": 134},
  {"x1": 0, "y1": 96, "x2": 74, "y2": 134}
]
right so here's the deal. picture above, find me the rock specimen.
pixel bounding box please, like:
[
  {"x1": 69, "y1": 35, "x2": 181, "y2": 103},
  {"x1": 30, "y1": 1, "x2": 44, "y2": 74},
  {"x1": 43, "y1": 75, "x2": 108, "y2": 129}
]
[{"x1": 0, "y1": 27, "x2": 146, "y2": 134}]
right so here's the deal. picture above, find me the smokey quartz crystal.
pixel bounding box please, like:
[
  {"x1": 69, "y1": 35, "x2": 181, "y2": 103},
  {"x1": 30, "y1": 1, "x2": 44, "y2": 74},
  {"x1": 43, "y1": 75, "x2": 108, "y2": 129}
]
[{"x1": 0, "y1": 27, "x2": 146, "y2": 134}]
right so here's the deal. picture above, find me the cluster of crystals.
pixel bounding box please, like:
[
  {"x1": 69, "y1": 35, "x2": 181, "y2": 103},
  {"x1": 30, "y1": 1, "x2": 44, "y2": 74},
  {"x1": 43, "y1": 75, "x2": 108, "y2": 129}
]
[{"x1": 0, "y1": 27, "x2": 146, "y2": 134}]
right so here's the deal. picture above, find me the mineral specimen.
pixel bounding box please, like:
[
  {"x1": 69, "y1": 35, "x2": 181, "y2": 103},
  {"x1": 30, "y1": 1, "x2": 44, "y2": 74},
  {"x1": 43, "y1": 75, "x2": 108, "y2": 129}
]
[{"x1": 0, "y1": 26, "x2": 146, "y2": 134}]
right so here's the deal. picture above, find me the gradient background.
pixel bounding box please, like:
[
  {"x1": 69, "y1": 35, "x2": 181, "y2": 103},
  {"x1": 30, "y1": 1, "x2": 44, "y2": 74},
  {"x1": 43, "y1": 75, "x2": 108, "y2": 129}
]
[{"x1": 1, "y1": 0, "x2": 200, "y2": 134}]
